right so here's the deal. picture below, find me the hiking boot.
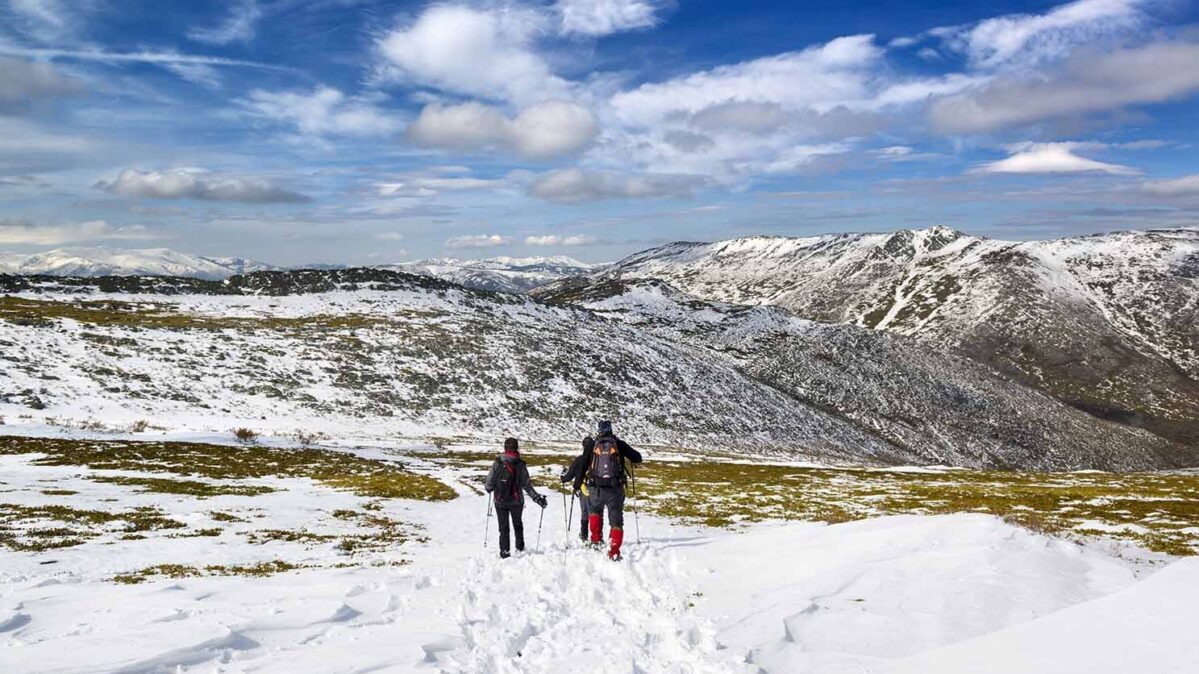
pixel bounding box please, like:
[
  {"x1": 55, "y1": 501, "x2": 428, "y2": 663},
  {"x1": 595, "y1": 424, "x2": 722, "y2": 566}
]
[{"x1": 499, "y1": 551, "x2": 511, "y2": 559}]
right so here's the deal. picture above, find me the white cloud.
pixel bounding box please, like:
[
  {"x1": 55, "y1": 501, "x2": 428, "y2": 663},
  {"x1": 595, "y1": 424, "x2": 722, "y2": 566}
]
[
  {"x1": 374, "y1": 231, "x2": 405, "y2": 241},
  {"x1": 529, "y1": 167, "x2": 704, "y2": 202},
  {"x1": 162, "y1": 62, "x2": 223, "y2": 88},
  {"x1": 929, "y1": 40, "x2": 1199, "y2": 133},
  {"x1": 1142, "y1": 175, "x2": 1199, "y2": 197},
  {"x1": 0, "y1": 220, "x2": 160, "y2": 245},
  {"x1": 610, "y1": 35, "x2": 882, "y2": 127},
  {"x1": 188, "y1": 0, "x2": 262, "y2": 46},
  {"x1": 975, "y1": 142, "x2": 1136, "y2": 175},
  {"x1": 0, "y1": 45, "x2": 287, "y2": 72},
  {"x1": 406, "y1": 100, "x2": 597, "y2": 159},
  {"x1": 525, "y1": 234, "x2": 598, "y2": 246},
  {"x1": 95, "y1": 168, "x2": 311, "y2": 203},
  {"x1": 445, "y1": 234, "x2": 512, "y2": 249},
  {"x1": 556, "y1": 0, "x2": 658, "y2": 37},
  {"x1": 943, "y1": 0, "x2": 1146, "y2": 69},
  {"x1": 376, "y1": 4, "x2": 568, "y2": 105},
  {"x1": 0, "y1": 57, "x2": 82, "y2": 112},
  {"x1": 241, "y1": 87, "x2": 403, "y2": 137},
  {"x1": 7, "y1": 0, "x2": 92, "y2": 42}
]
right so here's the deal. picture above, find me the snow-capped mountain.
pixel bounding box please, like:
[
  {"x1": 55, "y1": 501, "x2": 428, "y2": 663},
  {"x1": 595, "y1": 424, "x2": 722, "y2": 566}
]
[
  {"x1": 594, "y1": 227, "x2": 1199, "y2": 448},
  {"x1": 0, "y1": 247, "x2": 277, "y2": 280},
  {"x1": 388, "y1": 256, "x2": 602, "y2": 293},
  {"x1": 2, "y1": 267, "x2": 1192, "y2": 470}
]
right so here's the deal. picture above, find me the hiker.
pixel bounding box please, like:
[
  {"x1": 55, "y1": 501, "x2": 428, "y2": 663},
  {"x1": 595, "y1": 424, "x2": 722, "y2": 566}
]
[
  {"x1": 485, "y1": 438, "x2": 547, "y2": 559},
  {"x1": 560, "y1": 435, "x2": 597, "y2": 541},
  {"x1": 586, "y1": 420, "x2": 642, "y2": 561}
]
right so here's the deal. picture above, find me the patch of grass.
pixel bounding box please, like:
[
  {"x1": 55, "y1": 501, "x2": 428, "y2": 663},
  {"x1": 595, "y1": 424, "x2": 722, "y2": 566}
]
[
  {"x1": 209, "y1": 510, "x2": 246, "y2": 523},
  {"x1": 420, "y1": 449, "x2": 1199, "y2": 556},
  {"x1": 91, "y1": 475, "x2": 275, "y2": 498},
  {"x1": 0, "y1": 502, "x2": 186, "y2": 551},
  {"x1": 40, "y1": 488, "x2": 78, "y2": 496},
  {"x1": 0, "y1": 436, "x2": 455, "y2": 502},
  {"x1": 112, "y1": 560, "x2": 309, "y2": 584},
  {"x1": 233, "y1": 428, "x2": 259, "y2": 444},
  {"x1": 244, "y1": 529, "x2": 337, "y2": 545}
]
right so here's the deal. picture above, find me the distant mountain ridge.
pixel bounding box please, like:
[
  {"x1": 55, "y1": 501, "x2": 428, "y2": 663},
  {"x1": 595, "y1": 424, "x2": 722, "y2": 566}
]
[
  {"x1": 0, "y1": 247, "x2": 278, "y2": 280},
  {"x1": 388, "y1": 256, "x2": 603, "y2": 293},
  {"x1": 597, "y1": 226, "x2": 1199, "y2": 447}
]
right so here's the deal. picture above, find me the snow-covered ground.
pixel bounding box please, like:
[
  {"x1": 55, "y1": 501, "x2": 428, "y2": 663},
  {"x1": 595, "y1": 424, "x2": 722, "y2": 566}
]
[{"x1": 2, "y1": 445, "x2": 1195, "y2": 674}]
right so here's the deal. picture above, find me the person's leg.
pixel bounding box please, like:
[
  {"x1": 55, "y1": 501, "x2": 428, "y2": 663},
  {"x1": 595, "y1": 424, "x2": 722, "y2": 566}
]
[
  {"x1": 512, "y1": 504, "x2": 526, "y2": 552},
  {"x1": 607, "y1": 488, "x2": 626, "y2": 560},
  {"x1": 496, "y1": 505, "x2": 512, "y2": 558},
  {"x1": 588, "y1": 489, "x2": 605, "y2": 544},
  {"x1": 577, "y1": 494, "x2": 586, "y2": 539}
]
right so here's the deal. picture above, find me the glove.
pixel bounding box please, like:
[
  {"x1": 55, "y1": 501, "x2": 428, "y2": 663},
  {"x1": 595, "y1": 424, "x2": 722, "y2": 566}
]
[
  {"x1": 559, "y1": 469, "x2": 570, "y2": 483},
  {"x1": 534, "y1": 494, "x2": 548, "y2": 508},
  {"x1": 573, "y1": 489, "x2": 581, "y2": 498}
]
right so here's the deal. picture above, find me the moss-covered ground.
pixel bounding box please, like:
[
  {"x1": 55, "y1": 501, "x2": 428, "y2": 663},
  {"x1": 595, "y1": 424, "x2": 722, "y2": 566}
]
[{"x1": 421, "y1": 448, "x2": 1199, "y2": 556}]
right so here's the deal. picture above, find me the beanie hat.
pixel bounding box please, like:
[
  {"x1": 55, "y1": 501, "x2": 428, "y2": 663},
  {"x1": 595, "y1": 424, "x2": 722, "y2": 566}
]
[{"x1": 504, "y1": 437, "x2": 519, "y2": 453}]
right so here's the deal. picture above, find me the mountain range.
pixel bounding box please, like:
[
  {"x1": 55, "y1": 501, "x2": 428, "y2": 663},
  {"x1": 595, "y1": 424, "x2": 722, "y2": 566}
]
[{"x1": 590, "y1": 227, "x2": 1198, "y2": 449}]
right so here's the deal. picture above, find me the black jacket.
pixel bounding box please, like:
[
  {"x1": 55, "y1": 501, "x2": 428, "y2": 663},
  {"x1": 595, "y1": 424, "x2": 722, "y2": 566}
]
[{"x1": 485, "y1": 453, "x2": 542, "y2": 506}]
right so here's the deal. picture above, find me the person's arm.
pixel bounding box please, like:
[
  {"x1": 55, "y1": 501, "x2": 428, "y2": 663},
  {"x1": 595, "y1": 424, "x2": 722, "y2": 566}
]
[
  {"x1": 484, "y1": 460, "x2": 498, "y2": 493},
  {"x1": 521, "y1": 463, "x2": 547, "y2": 506},
  {"x1": 618, "y1": 439, "x2": 643, "y2": 464}
]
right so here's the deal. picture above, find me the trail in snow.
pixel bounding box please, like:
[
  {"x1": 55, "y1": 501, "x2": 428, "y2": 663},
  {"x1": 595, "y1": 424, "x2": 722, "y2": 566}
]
[{"x1": 441, "y1": 542, "x2": 753, "y2": 674}]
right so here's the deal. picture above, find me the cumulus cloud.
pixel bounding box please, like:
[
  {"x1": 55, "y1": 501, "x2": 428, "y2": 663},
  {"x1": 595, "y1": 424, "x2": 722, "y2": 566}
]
[
  {"x1": 188, "y1": 0, "x2": 262, "y2": 45},
  {"x1": 556, "y1": 0, "x2": 658, "y2": 36},
  {"x1": 529, "y1": 168, "x2": 705, "y2": 202},
  {"x1": 930, "y1": 40, "x2": 1199, "y2": 133},
  {"x1": 405, "y1": 100, "x2": 598, "y2": 159},
  {"x1": 975, "y1": 142, "x2": 1136, "y2": 175},
  {"x1": 525, "y1": 234, "x2": 598, "y2": 246},
  {"x1": 376, "y1": 4, "x2": 568, "y2": 105},
  {"x1": 1142, "y1": 175, "x2": 1199, "y2": 197},
  {"x1": 95, "y1": 168, "x2": 311, "y2": 203},
  {"x1": 0, "y1": 57, "x2": 82, "y2": 113},
  {"x1": 610, "y1": 35, "x2": 881, "y2": 127},
  {"x1": 445, "y1": 234, "x2": 512, "y2": 249},
  {"x1": 241, "y1": 87, "x2": 403, "y2": 137},
  {"x1": 0, "y1": 220, "x2": 160, "y2": 245},
  {"x1": 941, "y1": 0, "x2": 1146, "y2": 69}
]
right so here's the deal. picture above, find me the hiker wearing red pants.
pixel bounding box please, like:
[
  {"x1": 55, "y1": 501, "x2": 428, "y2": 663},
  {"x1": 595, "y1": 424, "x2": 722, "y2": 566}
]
[{"x1": 585, "y1": 420, "x2": 642, "y2": 561}]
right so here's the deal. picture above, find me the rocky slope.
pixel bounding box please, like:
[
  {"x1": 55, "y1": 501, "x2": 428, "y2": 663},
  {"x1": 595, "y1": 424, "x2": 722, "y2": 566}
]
[
  {"x1": 1, "y1": 267, "x2": 1192, "y2": 470},
  {"x1": 599, "y1": 228, "x2": 1199, "y2": 447}
]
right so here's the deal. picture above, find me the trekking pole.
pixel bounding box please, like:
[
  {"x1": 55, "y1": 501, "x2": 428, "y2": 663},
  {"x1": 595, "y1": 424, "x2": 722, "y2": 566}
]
[
  {"x1": 482, "y1": 495, "x2": 492, "y2": 549},
  {"x1": 536, "y1": 504, "x2": 545, "y2": 551},
  {"x1": 566, "y1": 491, "x2": 575, "y2": 540},
  {"x1": 631, "y1": 466, "x2": 641, "y2": 544},
  {"x1": 562, "y1": 491, "x2": 567, "y2": 527}
]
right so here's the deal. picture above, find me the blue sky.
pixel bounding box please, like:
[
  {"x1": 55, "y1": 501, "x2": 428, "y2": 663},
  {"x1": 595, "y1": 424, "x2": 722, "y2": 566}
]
[{"x1": 1, "y1": 0, "x2": 1198, "y2": 265}]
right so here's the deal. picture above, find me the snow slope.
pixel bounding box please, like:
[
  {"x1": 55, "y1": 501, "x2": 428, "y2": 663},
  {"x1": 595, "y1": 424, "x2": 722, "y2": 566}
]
[
  {"x1": 2, "y1": 448, "x2": 1191, "y2": 674},
  {"x1": 0, "y1": 247, "x2": 277, "y2": 280},
  {"x1": 601, "y1": 227, "x2": 1199, "y2": 447},
  {"x1": 389, "y1": 256, "x2": 601, "y2": 294},
  {"x1": 2, "y1": 268, "x2": 1189, "y2": 469}
]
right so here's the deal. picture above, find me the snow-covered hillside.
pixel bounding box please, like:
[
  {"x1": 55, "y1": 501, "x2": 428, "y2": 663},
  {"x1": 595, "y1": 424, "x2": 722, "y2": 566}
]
[
  {"x1": 1, "y1": 267, "x2": 1190, "y2": 470},
  {"x1": 389, "y1": 256, "x2": 602, "y2": 293},
  {"x1": 2, "y1": 438, "x2": 1196, "y2": 674},
  {"x1": 600, "y1": 227, "x2": 1199, "y2": 448},
  {"x1": 0, "y1": 247, "x2": 277, "y2": 280}
]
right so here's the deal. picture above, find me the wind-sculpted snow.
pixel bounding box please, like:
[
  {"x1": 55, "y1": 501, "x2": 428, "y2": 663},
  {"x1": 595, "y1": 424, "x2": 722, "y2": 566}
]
[
  {"x1": 536, "y1": 277, "x2": 1196, "y2": 470},
  {"x1": 602, "y1": 227, "x2": 1199, "y2": 448}
]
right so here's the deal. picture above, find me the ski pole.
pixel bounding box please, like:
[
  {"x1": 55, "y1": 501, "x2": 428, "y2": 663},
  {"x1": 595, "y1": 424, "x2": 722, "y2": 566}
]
[
  {"x1": 562, "y1": 491, "x2": 567, "y2": 527},
  {"x1": 483, "y1": 495, "x2": 492, "y2": 549},
  {"x1": 566, "y1": 492, "x2": 575, "y2": 540},
  {"x1": 631, "y1": 466, "x2": 641, "y2": 544},
  {"x1": 536, "y1": 504, "x2": 545, "y2": 551}
]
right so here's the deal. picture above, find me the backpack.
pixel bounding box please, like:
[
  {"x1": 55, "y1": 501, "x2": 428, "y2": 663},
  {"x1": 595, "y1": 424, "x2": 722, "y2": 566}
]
[
  {"x1": 493, "y1": 458, "x2": 521, "y2": 504},
  {"x1": 589, "y1": 436, "x2": 623, "y2": 487}
]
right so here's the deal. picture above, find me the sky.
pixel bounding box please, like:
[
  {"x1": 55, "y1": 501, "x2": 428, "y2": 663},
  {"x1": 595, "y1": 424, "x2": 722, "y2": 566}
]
[{"x1": 1, "y1": 0, "x2": 1199, "y2": 265}]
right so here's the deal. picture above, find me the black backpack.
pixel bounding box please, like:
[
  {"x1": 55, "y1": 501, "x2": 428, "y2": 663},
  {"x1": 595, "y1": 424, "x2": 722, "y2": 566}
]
[
  {"x1": 493, "y1": 459, "x2": 521, "y2": 503},
  {"x1": 589, "y1": 436, "x2": 623, "y2": 487}
]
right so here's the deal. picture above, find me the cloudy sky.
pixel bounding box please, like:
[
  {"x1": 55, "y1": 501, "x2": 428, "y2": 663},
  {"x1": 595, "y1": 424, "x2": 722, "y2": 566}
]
[{"x1": 1, "y1": 0, "x2": 1198, "y2": 265}]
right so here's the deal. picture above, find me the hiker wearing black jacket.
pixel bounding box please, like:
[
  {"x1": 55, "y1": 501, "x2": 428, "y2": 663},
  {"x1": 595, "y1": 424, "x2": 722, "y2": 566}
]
[
  {"x1": 585, "y1": 420, "x2": 642, "y2": 561},
  {"x1": 485, "y1": 438, "x2": 547, "y2": 559},
  {"x1": 560, "y1": 435, "x2": 597, "y2": 541}
]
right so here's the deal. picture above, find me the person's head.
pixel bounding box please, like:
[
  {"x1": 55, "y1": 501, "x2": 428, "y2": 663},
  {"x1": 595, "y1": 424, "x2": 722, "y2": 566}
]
[
  {"x1": 596, "y1": 419, "x2": 613, "y2": 436},
  {"x1": 503, "y1": 437, "x2": 519, "y2": 454}
]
